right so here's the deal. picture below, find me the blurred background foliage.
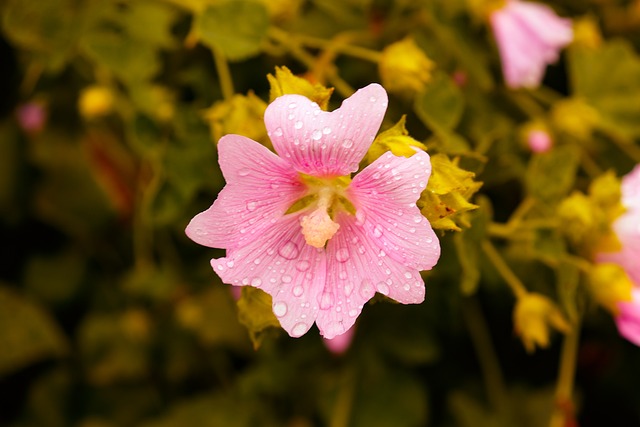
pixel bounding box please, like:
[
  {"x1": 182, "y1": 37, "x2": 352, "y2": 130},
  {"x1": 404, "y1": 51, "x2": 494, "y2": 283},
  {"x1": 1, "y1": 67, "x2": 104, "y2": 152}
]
[{"x1": 1, "y1": 0, "x2": 640, "y2": 426}]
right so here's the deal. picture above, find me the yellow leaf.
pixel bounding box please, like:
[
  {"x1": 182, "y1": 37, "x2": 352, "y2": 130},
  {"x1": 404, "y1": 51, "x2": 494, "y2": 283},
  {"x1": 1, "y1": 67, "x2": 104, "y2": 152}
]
[{"x1": 267, "y1": 66, "x2": 333, "y2": 109}]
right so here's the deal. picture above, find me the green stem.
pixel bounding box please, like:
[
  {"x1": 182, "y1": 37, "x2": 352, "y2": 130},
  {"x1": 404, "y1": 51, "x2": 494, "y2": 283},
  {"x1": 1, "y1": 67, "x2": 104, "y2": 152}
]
[
  {"x1": 482, "y1": 240, "x2": 528, "y2": 299},
  {"x1": 549, "y1": 322, "x2": 581, "y2": 427},
  {"x1": 212, "y1": 47, "x2": 234, "y2": 101},
  {"x1": 330, "y1": 368, "x2": 356, "y2": 427},
  {"x1": 463, "y1": 297, "x2": 508, "y2": 416},
  {"x1": 270, "y1": 27, "x2": 382, "y2": 63}
]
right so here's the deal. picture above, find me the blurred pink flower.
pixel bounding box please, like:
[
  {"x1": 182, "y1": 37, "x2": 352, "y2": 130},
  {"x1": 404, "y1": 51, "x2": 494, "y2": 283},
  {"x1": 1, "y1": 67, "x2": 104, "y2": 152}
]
[
  {"x1": 616, "y1": 289, "x2": 640, "y2": 346},
  {"x1": 186, "y1": 84, "x2": 440, "y2": 339},
  {"x1": 527, "y1": 129, "x2": 553, "y2": 153},
  {"x1": 490, "y1": 0, "x2": 573, "y2": 89},
  {"x1": 16, "y1": 102, "x2": 47, "y2": 134},
  {"x1": 599, "y1": 165, "x2": 640, "y2": 285},
  {"x1": 323, "y1": 325, "x2": 356, "y2": 354}
]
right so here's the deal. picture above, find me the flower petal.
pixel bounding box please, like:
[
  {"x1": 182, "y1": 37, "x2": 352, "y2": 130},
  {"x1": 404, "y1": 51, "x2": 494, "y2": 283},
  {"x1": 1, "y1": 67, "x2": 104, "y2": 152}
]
[
  {"x1": 347, "y1": 151, "x2": 441, "y2": 271},
  {"x1": 317, "y1": 213, "x2": 426, "y2": 339},
  {"x1": 210, "y1": 213, "x2": 327, "y2": 338},
  {"x1": 185, "y1": 135, "x2": 306, "y2": 251},
  {"x1": 622, "y1": 164, "x2": 640, "y2": 210},
  {"x1": 264, "y1": 83, "x2": 388, "y2": 177},
  {"x1": 616, "y1": 290, "x2": 640, "y2": 346}
]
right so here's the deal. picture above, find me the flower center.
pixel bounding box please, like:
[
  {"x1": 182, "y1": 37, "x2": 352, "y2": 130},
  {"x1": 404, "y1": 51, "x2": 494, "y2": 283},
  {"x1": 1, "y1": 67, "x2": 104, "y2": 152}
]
[
  {"x1": 300, "y1": 188, "x2": 340, "y2": 248},
  {"x1": 288, "y1": 175, "x2": 355, "y2": 248}
]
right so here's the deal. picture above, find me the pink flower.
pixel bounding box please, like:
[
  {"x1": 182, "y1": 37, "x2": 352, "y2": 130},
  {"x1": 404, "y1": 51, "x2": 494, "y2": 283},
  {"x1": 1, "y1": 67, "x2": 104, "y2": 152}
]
[
  {"x1": 527, "y1": 129, "x2": 553, "y2": 153},
  {"x1": 599, "y1": 165, "x2": 640, "y2": 285},
  {"x1": 186, "y1": 84, "x2": 440, "y2": 339},
  {"x1": 323, "y1": 325, "x2": 356, "y2": 354},
  {"x1": 490, "y1": 0, "x2": 573, "y2": 89},
  {"x1": 598, "y1": 165, "x2": 640, "y2": 345},
  {"x1": 616, "y1": 289, "x2": 640, "y2": 346}
]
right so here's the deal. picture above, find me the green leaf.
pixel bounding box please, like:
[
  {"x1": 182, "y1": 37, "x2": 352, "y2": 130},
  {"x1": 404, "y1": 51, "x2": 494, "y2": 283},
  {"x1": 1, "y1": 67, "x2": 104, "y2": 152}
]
[
  {"x1": 525, "y1": 145, "x2": 579, "y2": 203},
  {"x1": 196, "y1": 1, "x2": 270, "y2": 62},
  {"x1": 236, "y1": 287, "x2": 281, "y2": 348},
  {"x1": 569, "y1": 40, "x2": 640, "y2": 138},
  {"x1": 415, "y1": 71, "x2": 465, "y2": 133},
  {"x1": 0, "y1": 286, "x2": 67, "y2": 377}
]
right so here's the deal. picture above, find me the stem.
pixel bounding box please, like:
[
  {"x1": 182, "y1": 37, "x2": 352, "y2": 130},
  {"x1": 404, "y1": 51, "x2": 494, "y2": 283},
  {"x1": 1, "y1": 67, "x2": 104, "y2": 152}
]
[
  {"x1": 270, "y1": 27, "x2": 382, "y2": 63},
  {"x1": 212, "y1": 47, "x2": 234, "y2": 101},
  {"x1": 549, "y1": 322, "x2": 581, "y2": 427},
  {"x1": 330, "y1": 368, "x2": 356, "y2": 427},
  {"x1": 482, "y1": 240, "x2": 528, "y2": 299},
  {"x1": 463, "y1": 297, "x2": 508, "y2": 416}
]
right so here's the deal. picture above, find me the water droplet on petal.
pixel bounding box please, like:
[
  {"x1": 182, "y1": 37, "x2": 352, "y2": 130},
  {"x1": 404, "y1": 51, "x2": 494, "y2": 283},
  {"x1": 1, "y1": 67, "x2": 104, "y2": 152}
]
[
  {"x1": 251, "y1": 278, "x2": 262, "y2": 287},
  {"x1": 294, "y1": 120, "x2": 303, "y2": 129},
  {"x1": 373, "y1": 225, "x2": 383, "y2": 238},
  {"x1": 319, "y1": 291, "x2": 334, "y2": 309},
  {"x1": 288, "y1": 102, "x2": 297, "y2": 109},
  {"x1": 360, "y1": 279, "x2": 375, "y2": 299},
  {"x1": 254, "y1": 258, "x2": 261, "y2": 265},
  {"x1": 274, "y1": 127, "x2": 283, "y2": 137},
  {"x1": 344, "y1": 282, "x2": 354, "y2": 296},
  {"x1": 403, "y1": 283, "x2": 411, "y2": 291},
  {"x1": 273, "y1": 301, "x2": 288, "y2": 317},
  {"x1": 335, "y1": 248, "x2": 350, "y2": 263},
  {"x1": 339, "y1": 271, "x2": 348, "y2": 280},
  {"x1": 404, "y1": 271, "x2": 412, "y2": 279},
  {"x1": 238, "y1": 168, "x2": 250, "y2": 177},
  {"x1": 377, "y1": 282, "x2": 390, "y2": 295},
  {"x1": 342, "y1": 139, "x2": 354, "y2": 148},
  {"x1": 355, "y1": 210, "x2": 366, "y2": 225},
  {"x1": 282, "y1": 274, "x2": 292, "y2": 283},
  {"x1": 291, "y1": 322, "x2": 309, "y2": 337},
  {"x1": 348, "y1": 308, "x2": 358, "y2": 317},
  {"x1": 246, "y1": 201, "x2": 257, "y2": 212},
  {"x1": 293, "y1": 285, "x2": 303, "y2": 297},
  {"x1": 311, "y1": 129, "x2": 322, "y2": 141},
  {"x1": 369, "y1": 96, "x2": 377, "y2": 103},
  {"x1": 226, "y1": 260, "x2": 235, "y2": 268},
  {"x1": 278, "y1": 241, "x2": 300, "y2": 260},
  {"x1": 413, "y1": 215, "x2": 423, "y2": 224},
  {"x1": 296, "y1": 260, "x2": 310, "y2": 271}
]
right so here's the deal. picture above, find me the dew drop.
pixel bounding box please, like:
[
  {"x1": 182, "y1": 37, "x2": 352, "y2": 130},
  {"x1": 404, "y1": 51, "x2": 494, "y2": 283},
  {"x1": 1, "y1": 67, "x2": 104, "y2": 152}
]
[
  {"x1": 319, "y1": 291, "x2": 334, "y2": 309},
  {"x1": 254, "y1": 258, "x2": 261, "y2": 265},
  {"x1": 278, "y1": 241, "x2": 300, "y2": 260},
  {"x1": 273, "y1": 301, "x2": 288, "y2": 317},
  {"x1": 291, "y1": 322, "x2": 309, "y2": 337},
  {"x1": 226, "y1": 260, "x2": 235, "y2": 268},
  {"x1": 413, "y1": 215, "x2": 423, "y2": 224},
  {"x1": 322, "y1": 126, "x2": 332, "y2": 135},
  {"x1": 274, "y1": 127, "x2": 283, "y2": 137},
  {"x1": 377, "y1": 282, "x2": 390, "y2": 295},
  {"x1": 311, "y1": 129, "x2": 322, "y2": 141},
  {"x1": 251, "y1": 277, "x2": 262, "y2": 287},
  {"x1": 339, "y1": 271, "x2": 348, "y2": 280},
  {"x1": 216, "y1": 264, "x2": 224, "y2": 271},
  {"x1": 373, "y1": 225, "x2": 383, "y2": 238},
  {"x1": 246, "y1": 201, "x2": 257, "y2": 212},
  {"x1": 238, "y1": 168, "x2": 250, "y2": 177},
  {"x1": 360, "y1": 279, "x2": 375, "y2": 299},
  {"x1": 296, "y1": 260, "x2": 310, "y2": 271},
  {"x1": 403, "y1": 283, "x2": 411, "y2": 291},
  {"x1": 335, "y1": 248, "x2": 350, "y2": 263},
  {"x1": 378, "y1": 250, "x2": 386, "y2": 257},
  {"x1": 348, "y1": 309, "x2": 359, "y2": 317},
  {"x1": 369, "y1": 96, "x2": 377, "y2": 103},
  {"x1": 282, "y1": 274, "x2": 292, "y2": 283},
  {"x1": 288, "y1": 102, "x2": 297, "y2": 109},
  {"x1": 342, "y1": 139, "x2": 354, "y2": 148},
  {"x1": 293, "y1": 285, "x2": 303, "y2": 297},
  {"x1": 404, "y1": 271, "x2": 413, "y2": 279},
  {"x1": 344, "y1": 282, "x2": 354, "y2": 296},
  {"x1": 294, "y1": 120, "x2": 303, "y2": 129}
]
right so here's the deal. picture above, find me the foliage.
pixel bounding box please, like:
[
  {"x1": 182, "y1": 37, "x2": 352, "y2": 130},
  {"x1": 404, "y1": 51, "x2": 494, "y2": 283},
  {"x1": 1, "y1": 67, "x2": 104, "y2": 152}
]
[{"x1": 2, "y1": 0, "x2": 640, "y2": 426}]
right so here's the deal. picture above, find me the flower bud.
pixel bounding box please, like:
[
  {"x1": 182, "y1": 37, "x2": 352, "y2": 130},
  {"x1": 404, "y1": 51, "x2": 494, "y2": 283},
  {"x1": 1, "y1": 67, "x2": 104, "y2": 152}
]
[
  {"x1": 203, "y1": 92, "x2": 269, "y2": 146},
  {"x1": 379, "y1": 38, "x2": 434, "y2": 96},
  {"x1": 79, "y1": 85, "x2": 115, "y2": 119},
  {"x1": 267, "y1": 66, "x2": 333, "y2": 109},
  {"x1": 513, "y1": 293, "x2": 570, "y2": 353}
]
